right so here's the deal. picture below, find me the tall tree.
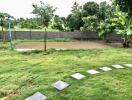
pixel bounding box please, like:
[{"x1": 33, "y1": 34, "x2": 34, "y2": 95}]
[
  {"x1": 32, "y1": 1, "x2": 56, "y2": 52},
  {"x1": 114, "y1": 0, "x2": 132, "y2": 16},
  {"x1": 98, "y1": 1, "x2": 114, "y2": 20},
  {"x1": 66, "y1": 2, "x2": 84, "y2": 31},
  {"x1": 71, "y1": 2, "x2": 82, "y2": 14},
  {"x1": 82, "y1": 1, "x2": 99, "y2": 17},
  {"x1": 82, "y1": 1, "x2": 115, "y2": 42},
  {"x1": 32, "y1": 1, "x2": 56, "y2": 28},
  {"x1": 97, "y1": 1, "x2": 116, "y2": 42},
  {"x1": 51, "y1": 15, "x2": 64, "y2": 31}
]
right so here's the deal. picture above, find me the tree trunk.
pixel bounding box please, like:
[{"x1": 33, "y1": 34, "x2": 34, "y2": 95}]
[
  {"x1": 44, "y1": 28, "x2": 47, "y2": 52},
  {"x1": 126, "y1": 41, "x2": 130, "y2": 48},
  {"x1": 123, "y1": 42, "x2": 129, "y2": 48},
  {"x1": 29, "y1": 29, "x2": 32, "y2": 40},
  {"x1": 123, "y1": 36, "x2": 129, "y2": 48},
  {"x1": 104, "y1": 33, "x2": 111, "y2": 43}
]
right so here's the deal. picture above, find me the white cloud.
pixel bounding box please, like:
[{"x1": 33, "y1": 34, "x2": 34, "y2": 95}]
[{"x1": 0, "y1": 0, "x2": 111, "y2": 18}]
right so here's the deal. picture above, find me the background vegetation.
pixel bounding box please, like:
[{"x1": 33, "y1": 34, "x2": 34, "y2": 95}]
[{"x1": 0, "y1": 0, "x2": 132, "y2": 48}]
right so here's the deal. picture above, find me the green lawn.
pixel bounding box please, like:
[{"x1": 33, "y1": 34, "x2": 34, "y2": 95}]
[
  {"x1": 0, "y1": 48, "x2": 132, "y2": 100},
  {"x1": 14, "y1": 27, "x2": 59, "y2": 32},
  {"x1": 0, "y1": 26, "x2": 59, "y2": 32}
]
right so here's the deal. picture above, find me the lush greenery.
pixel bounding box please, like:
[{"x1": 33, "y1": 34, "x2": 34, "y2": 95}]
[
  {"x1": 113, "y1": 0, "x2": 132, "y2": 47},
  {"x1": 114, "y1": 0, "x2": 132, "y2": 16},
  {"x1": 0, "y1": 12, "x2": 15, "y2": 29},
  {"x1": 0, "y1": 1, "x2": 116, "y2": 32},
  {"x1": 51, "y1": 15, "x2": 65, "y2": 31},
  {"x1": 66, "y1": 2, "x2": 84, "y2": 31},
  {"x1": 17, "y1": 18, "x2": 40, "y2": 29},
  {"x1": 0, "y1": 0, "x2": 132, "y2": 47},
  {"x1": 112, "y1": 8, "x2": 132, "y2": 47},
  {"x1": 0, "y1": 47, "x2": 132, "y2": 100},
  {"x1": 32, "y1": 1, "x2": 55, "y2": 28},
  {"x1": 32, "y1": 1, "x2": 56, "y2": 52},
  {"x1": 76, "y1": 0, "x2": 132, "y2": 47}
]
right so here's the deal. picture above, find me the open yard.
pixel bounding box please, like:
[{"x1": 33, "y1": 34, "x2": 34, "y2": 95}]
[
  {"x1": 16, "y1": 41, "x2": 111, "y2": 50},
  {"x1": 0, "y1": 0, "x2": 132, "y2": 99},
  {"x1": 0, "y1": 47, "x2": 132, "y2": 100},
  {"x1": 16, "y1": 40, "x2": 132, "y2": 50}
]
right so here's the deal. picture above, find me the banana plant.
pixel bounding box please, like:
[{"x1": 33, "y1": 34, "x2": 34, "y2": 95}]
[{"x1": 113, "y1": 10, "x2": 132, "y2": 48}]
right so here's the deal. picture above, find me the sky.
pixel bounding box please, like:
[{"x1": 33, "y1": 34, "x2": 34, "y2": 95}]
[{"x1": 0, "y1": 0, "x2": 111, "y2": 19}]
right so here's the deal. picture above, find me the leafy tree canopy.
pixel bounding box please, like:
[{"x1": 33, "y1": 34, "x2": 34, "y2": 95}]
[
  {"x1": 114, "y1": 0, "x2": 132, "y2": 16},
  {"x1": 0, "y1": 12, "x2": 15, "y2": 28},
  {"x1": 32, "y1": 1, "x2": 56, "y2": 28},
  {"x1": 82, "y1": 1, "x2": 99, "y2": 17},
  {"x1": 66, "y1": 2, "x2": 84, "y2": 31},
  {"x1": 51, "y1": 15, "x2": 64, "y2": 31}
]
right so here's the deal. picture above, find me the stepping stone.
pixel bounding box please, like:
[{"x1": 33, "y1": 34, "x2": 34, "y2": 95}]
[
  {"x1": 112, "y1": 65, "x2": 124, "y2": 69},
  {"x1": 52, "y1": 80, "x2": 69, "y2": 91},
  {"x1": 124, "y1": 64, "x2": 132, "y2": 68},
  {"x1": 87, "y1": 69, "x2": 99, "y2": 74},
  {"x1": 55, "y1": 48, "x2": 66, "y2": 50},
  {"x1": 56, "y1": 48, "x2": 61, "y2": 50},
  {"x1": 25, "y1": 92, "x2": 47, "y2": 100},
  {"x1": 16, "y1": 49, "x2": 35, "y2": 52},
  {"x1": 71, "y1": 73, "x2": 86, "y2": 80},
  {"x1": 99, "y1": 67, "x2": 112, "y2": 71}
]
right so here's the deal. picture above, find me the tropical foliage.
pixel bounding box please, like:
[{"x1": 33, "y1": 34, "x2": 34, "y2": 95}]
[
  {"x1": 0, "y1": 0, "x2": 132, "y2": 47},
  {"x1": 114, "y1": 0, "x2": 132, "y2": 16},
  {"x1": 112, "y1": 8, "x2": 132, "y2": 47}
]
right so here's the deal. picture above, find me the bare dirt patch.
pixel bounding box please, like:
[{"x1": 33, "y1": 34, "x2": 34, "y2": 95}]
[{"x1": 16, "y1": 41, "x2": 112, "y2": 49}]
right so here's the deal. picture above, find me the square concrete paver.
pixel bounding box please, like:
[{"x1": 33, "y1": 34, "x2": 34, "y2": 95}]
[
  {"x1": 71, "y1": 73, "x2": 86, "y2": 80},
  {"x1": 124, "y1": 64, "x2": 132, "y2": 68},
  {"x1": 25, "y1": 92, "x2": 47, "y2": 100},
  {"x1": 16, "y1": 49, "x2": 35, "y2": 52},
  {"x1": 112, "y1": 65, "x2": 124, "y2": 69},
  {"x1": 100, "y1": 67, "x2": 112, "y2": 71},
  {"x1": 52, "y1": 81, "x2": 69, "y2": 91},
  {"x1": 87, "y1": 69, "x2": 100, "y2": 74}
]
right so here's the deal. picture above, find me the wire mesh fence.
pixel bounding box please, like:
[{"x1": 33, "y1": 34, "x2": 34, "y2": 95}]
[{"x1": 0, "y1": 31, "x2": 123, "y2": 50}]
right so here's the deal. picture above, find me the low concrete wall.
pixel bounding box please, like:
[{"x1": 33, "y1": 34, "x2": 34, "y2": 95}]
[{"x1": 0, "y1": 31, "x2": 122, "y2": 41}]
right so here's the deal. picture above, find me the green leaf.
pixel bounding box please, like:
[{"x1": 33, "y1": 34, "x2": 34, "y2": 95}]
[{"x1": 126, "y1": 27, "x2": 132, "y2": 35}]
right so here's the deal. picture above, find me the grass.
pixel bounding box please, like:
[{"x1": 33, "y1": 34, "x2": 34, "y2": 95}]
[
  {"x1": 0, "y1": 26, "x2": 59, "y2": 32},
  {"x1": 14, "y1": 27, "x2": 59, "y2": 32},
  {"x1": 0, "y1": 43, "x2": 132, "y2": 100},
  {"x1": 13, "y1": 38, "x2": 72, "y2": 43}
]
